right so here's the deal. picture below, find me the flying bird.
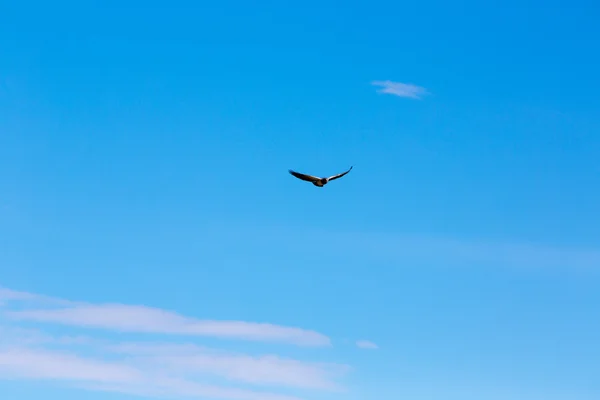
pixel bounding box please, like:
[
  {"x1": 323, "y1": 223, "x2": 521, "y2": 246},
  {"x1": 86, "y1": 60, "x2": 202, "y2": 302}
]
[{"x1": 288, "y1": 166, "x2": 353, "y2": 187}]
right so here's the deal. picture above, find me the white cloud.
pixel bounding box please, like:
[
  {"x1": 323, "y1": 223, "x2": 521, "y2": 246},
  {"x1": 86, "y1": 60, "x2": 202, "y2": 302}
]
[
  {"x1": 0, "y1": 347, "x2": 142, "y2": 383},
  {"x1": 0, "y1": 287, "x2": 73, "y2": 306},
  {"x1": 371, "y1": 80, "x2": 428, "y2": 99},
  {"x1": 83, "y1": 377, "x2": 304, "y2": 400},
  {"x1": 0, "y1": 347, "x2": 304, "y2": 400},
  {"x1": 2, "y1": 289, "x2": 330, "y2": 347},
  {"x1": 355, "y1": 340, "x2": 378, "y2": 350},
  {"x1": 0, "y1": 287, "x2": 351, "y2": 399},
  {"x1": 0, "y1": 288, "x2": 38, "y2": 304},
  {"x1": 107, "y1": 342, "x2": 349, "y2": 390}
]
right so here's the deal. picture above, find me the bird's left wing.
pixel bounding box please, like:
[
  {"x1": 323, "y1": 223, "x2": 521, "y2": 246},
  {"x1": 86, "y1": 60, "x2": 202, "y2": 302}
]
[{"x1": 327, "y1": 166, "x2": 353, "y2": 181}]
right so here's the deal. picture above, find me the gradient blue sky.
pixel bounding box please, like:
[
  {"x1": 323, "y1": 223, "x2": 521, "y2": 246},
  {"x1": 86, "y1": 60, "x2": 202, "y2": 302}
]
[{"x1": 1, "y1": 1, "x2": 600, "y2": 400}]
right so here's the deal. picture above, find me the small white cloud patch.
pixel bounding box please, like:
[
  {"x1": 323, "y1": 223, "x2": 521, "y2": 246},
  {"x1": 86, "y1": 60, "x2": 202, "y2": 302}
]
[{"x1": 371, "y1": 80, "x2": 428, "y2": 99}]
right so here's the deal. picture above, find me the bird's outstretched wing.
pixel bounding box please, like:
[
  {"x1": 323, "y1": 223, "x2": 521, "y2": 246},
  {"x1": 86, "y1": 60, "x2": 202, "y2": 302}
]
[
  {"x1": 289, "y1": 170, "x2": 321, "y2": 182},
  {"x1": 327, "y1": 166, "x2": 353, "y2": 181}
]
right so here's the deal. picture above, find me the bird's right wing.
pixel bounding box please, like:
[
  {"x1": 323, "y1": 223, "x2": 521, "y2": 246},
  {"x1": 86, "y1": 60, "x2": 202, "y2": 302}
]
[
  {"x1": 327, "y1": 166, "x2": 353, "y2": 181},
  {"x1": 289, "y1": 170, "x2": 321, "y2": 182}
]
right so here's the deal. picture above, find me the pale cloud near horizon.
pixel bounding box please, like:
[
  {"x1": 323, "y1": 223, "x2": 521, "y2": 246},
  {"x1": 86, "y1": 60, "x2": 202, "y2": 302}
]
[
  {"x1": 0, "y1": 287, "x2": 352, "y2": 400},
  {"x1": 2, "y1": 289, "x2": 330, "y2": 347},
  {"x1": 0, "y1": 347, "x2": 304, "y2": 400},
  {"x1": 0, "y1": 347, "x2": 142, "y2": 383},
  {"x1": 371, "y1": 80, "x2": 429, "y2": 99},
  {"x1": 355, "y1": 340, "x2": 378, "y2": 350},
  {"x1": 107, "y1": 342, "x2": 349, "y2": 390},
  {"x1": 0, "y1": 287, "x2": 73, "y2": 307}
]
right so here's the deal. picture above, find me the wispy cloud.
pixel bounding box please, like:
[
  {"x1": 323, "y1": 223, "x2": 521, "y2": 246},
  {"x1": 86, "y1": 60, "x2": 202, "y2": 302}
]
[
  {"x1": 0, "y1": 288, "x2": 72, "y2": 306},
  {"x1": 371, "y1": 80, "x2": 428, "y2": 99},
  {"x1": 0, "y1": 347, "x2": 142, "y2": 383},
  {"x1": 106, "y1": 342, "x2": 349, "y2": 390},
  {"x1": 355, "y1": 340, "x2": 378, "y2": 350},
  {"x1": 217, "y1": 223, "x2": 600, "y2": 271},
  {"x1": 0, "y1": 287, "x2": 351, "y2": 400},
  {"x1": 1, "y1": 289, "x2": 330, "y2": 347},
  {"x1": 0, "y1": 347, "x2": 304, "y2": 400},
  {"x1": 83, "y1": 377, "x2": 304, "y2": 400},
  {"x1": 0, "y1": 288, "x2": 38, "y2": 304}
]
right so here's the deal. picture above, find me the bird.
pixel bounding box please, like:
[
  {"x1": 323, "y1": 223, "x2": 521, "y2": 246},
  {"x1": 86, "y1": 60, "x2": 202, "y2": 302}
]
[{"x1": 288, "y1": 166, "x2": 353, "y2": 187}]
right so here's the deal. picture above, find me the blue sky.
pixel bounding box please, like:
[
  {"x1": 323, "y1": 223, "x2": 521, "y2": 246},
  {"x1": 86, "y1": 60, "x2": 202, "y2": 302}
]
[{"x1": 1, "y1": 1, "x2": 600, "y2": 399}]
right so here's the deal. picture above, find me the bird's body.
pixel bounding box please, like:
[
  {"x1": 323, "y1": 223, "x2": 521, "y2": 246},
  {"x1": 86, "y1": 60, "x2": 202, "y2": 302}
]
[{"x1": 288, "y1": 166, "x2": 353, "y2": 187}]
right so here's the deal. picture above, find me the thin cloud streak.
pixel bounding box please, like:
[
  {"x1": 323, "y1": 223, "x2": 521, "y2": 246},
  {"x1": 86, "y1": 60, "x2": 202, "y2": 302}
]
[
  {"x1": 217, "y1": 224, "x2": 600, "y2": 271},
  {"x1": 371, "y1": 80, "x2": 428, "y2": 99},
  {"x1": 108, "y1": 342, "x2": 349, "y2": 390},
  {"x1": 82, "y1": 378, "x2": 304, "y2": 400},
  {"x1": 0, "y1": 347, "x2": 304, "y2": 400},
  {"x1": 0, "y1": 287, "x2": 74, "y2": 306},
  {"x1": 0, "y1": 288, "x2": 38, "y2": 304},
  {"x1": 0, "y1": 347, "x2": 142, "y2": 383},
  {"x1": 2, "y1": 290, "x2": 330, "y2": 347},
  {"x1": 363, "y1": 234, "x2": 600, "y2": 271}
]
